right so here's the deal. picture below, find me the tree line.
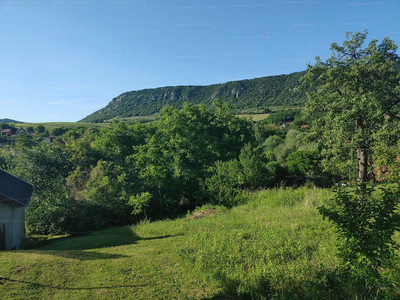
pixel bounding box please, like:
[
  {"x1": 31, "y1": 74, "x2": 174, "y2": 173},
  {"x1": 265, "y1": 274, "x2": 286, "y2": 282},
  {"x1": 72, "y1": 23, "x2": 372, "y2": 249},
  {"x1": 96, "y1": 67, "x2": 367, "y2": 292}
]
[{"x1": 0, "y1": 99, "x2": 327, "y2": 235}]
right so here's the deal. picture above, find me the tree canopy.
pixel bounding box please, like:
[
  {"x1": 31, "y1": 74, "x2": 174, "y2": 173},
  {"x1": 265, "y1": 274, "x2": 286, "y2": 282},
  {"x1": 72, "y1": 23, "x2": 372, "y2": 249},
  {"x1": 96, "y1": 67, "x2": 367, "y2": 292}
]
[{"x1": 301, "y1": 30, "x2": 400, "y2": 185}]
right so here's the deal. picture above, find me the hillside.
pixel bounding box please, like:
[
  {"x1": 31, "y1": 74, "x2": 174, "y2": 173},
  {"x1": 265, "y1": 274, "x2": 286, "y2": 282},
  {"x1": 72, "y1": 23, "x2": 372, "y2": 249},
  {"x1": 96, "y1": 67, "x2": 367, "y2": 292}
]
[
  {"x1": 80, "y1": 71, "x2": 307, "y2": 123},
  {"x1": 0, "y1": 118, "x2": 24, "y2": 124}
]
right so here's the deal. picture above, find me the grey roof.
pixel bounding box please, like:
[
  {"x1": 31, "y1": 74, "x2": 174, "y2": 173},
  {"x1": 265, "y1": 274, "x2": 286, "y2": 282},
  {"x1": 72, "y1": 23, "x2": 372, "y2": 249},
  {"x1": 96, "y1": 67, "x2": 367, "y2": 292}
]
[{"x1": 0, "y1": 170, "x2": 33, "y2": 208}]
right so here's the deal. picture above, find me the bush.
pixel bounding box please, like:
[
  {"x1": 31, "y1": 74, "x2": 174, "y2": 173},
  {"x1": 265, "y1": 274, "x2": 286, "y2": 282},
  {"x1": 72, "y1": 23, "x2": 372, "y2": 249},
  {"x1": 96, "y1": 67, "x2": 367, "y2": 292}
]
[
  {"x1": 318, "y1": 185, "x2": 400, "y2": 298},
  {"x1": 206, "y1": 160, "x2": 244, "y2": 207},
  {"x1": 263, "y1": 109, "x2": 300, "y2": 125}
]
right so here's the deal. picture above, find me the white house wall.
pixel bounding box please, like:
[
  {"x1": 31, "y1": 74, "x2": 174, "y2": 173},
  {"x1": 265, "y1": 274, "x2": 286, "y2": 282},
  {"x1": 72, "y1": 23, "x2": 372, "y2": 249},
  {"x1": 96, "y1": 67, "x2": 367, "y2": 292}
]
[{"x1": 0, "y1": 202, "x2": 25, "y2": 250}]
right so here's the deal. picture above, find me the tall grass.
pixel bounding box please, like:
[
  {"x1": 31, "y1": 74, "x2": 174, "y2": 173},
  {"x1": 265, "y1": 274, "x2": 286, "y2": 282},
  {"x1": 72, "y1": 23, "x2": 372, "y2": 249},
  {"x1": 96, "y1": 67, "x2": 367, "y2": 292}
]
[
  {"x1": 178, "y1": 187, "x2": 341, "y2": 299},
  {"x1": 1, "y1": 187, "x2": 398, "y2": 299}
]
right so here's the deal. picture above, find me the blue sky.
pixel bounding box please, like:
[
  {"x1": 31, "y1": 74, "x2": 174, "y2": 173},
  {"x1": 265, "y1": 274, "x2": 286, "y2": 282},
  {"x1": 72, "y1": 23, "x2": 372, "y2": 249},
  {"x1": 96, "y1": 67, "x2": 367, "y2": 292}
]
[{"x1": 0, "y1": 0, "x2": 399, "y2": 122}]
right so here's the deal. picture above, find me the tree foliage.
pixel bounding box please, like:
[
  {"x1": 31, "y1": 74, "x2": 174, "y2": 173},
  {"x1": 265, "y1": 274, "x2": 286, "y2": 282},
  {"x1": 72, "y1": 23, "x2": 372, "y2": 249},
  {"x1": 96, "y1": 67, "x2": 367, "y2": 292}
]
[
  {"x1": 301, "y1": 30, "x2": 400, "y2": 184},
  {"x1": 318, "y1": 185, "x2": 400, "y2": 297},
  {"x1": 3, "y1": 100, "x2": 326, "y2": 234},
  {"x1": 305, "y1": 31, "x2": 400, "y2": 295}
]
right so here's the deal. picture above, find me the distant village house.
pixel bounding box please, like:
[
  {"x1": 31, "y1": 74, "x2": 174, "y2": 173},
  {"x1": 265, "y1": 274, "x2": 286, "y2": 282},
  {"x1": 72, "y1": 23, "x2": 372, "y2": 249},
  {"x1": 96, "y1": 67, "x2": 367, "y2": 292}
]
[{"x1": 0, "y1": 129, "x2": 12, "y2": 136}]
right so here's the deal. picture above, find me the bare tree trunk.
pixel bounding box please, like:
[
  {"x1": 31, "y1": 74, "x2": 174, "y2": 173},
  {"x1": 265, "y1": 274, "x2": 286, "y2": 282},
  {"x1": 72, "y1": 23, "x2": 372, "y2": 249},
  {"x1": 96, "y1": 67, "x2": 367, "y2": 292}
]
[{"x1": 357, "y1": 146, "x2": 368, "y2": 191}]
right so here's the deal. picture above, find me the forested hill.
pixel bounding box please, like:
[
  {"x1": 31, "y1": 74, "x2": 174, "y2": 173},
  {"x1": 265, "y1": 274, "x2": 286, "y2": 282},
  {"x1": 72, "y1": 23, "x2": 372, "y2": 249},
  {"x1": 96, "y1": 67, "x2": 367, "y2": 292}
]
[
  {"x1": 0, "y1": 118, "x2": 24, "y2": 124},
  {"x1": 81, "y1": 71, "x2": 307, "y2": 123}
]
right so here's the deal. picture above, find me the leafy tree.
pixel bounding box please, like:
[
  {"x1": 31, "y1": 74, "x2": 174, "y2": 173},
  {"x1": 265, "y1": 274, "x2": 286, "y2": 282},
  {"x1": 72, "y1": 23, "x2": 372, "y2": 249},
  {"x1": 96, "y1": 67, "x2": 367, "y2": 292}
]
[
  {"x1": 77, "y1": 160, "x2": 131, "y2": 229},
  {"x1": 51, "y1": 127, "x2": 68, "y2": 136},
  {"x1": 304, "y1": 31, "x2": 400, "y2": 295},
  {"x1": 301, "y1": 30, "x2": 400, "y2": 186},
  {"x1": 16, "y1": 143, "x2": 73, "y2": 234},
  {"x1": 15, "y1": 132, "x2": 37, "y2": 150},
  {"x1": 35, "y1": 125, "x2": 46, "y2": 133},
  {"x1": 262, "y1": 135, "x2": 284, "y2": 152},
  {"x1": 91, "y1": 120, "x2": 149, "y2": 166},
  {"x1": 239, "y1": 144, "x2": 275, "y2": 189},
  {"x1": 1, "y1": 123, "x2": 16, "y2": 130},
  {"x1": 287, "y1": 150, "x2": 320, "y2": 174},
  {"x1": 128, "y1": 192, "x2": 152, "y2": 219},
  {"x1": 0, "y1": 145, "x2": 17, "y2": 171},
  {"x1": 273, "y1": 129, "x2": 314, "y2": 163},
  {"x1": 286, "y1": 150, "x2": 323, "y2": 185},
  {"x1": 264, "y1": 109, "x2": 300, "y2": 125},
  {"x1": 205, "y1": 160, "x2": 244, "y2": 207},
  {"x1": 127, "y1": 101, "x2": 254, "y2": 215}
]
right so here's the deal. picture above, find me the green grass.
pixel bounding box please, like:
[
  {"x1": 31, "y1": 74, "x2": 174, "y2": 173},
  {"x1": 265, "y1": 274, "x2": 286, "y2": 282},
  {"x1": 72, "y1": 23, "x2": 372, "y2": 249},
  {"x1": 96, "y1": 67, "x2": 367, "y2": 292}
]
[
  {"x1": 236, "y1": 113, "x2": 270, "y2": 121},
  {"x1": 1, "y1": 187, "x2": 399, "y2": 299},
  {"x1": 14, "y1": 122, "x2": 111, "y2": 130},
  {"x1": 103, "y1": 115, "x2": 158, "y2": 124}
]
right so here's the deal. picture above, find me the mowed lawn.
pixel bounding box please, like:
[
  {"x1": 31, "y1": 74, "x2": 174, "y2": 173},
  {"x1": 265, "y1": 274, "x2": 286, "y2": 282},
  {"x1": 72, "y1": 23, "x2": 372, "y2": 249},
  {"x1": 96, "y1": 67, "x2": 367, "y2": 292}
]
[
  {"x1": 0, "y1": 228, "x2": 215, "y2": 299},
  {"x1": 1, "y1": 188, "x2": 399, "y2": 299}
]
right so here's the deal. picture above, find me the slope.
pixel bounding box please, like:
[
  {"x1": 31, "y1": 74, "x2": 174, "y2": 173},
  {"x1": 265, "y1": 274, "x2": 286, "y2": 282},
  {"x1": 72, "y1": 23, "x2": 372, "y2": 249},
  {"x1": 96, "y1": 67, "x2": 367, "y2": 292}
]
[{"x1": 81, "y1": 71, "x2": 307, "y2": 123}]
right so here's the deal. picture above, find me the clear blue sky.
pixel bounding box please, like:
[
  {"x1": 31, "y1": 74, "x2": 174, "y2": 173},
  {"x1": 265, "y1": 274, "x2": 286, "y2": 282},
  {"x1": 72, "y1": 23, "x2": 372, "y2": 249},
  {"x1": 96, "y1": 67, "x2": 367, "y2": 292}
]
[{"x1": 1, "y1": 0, "x2": 399, "y2": 122}]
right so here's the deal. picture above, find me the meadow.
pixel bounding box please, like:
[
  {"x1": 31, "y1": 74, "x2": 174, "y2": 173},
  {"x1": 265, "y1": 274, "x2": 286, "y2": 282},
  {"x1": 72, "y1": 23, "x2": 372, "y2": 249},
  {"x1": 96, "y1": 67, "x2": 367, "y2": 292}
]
[
  {"x1": 13, "y1": 122, "x2": 110, "y2": 131},
  {"x1": 3, "y1": 187, "x2": 393, "y2": 300},
  {"x1": 236, "y1": 113, "x2": 270, "y2": 122}
]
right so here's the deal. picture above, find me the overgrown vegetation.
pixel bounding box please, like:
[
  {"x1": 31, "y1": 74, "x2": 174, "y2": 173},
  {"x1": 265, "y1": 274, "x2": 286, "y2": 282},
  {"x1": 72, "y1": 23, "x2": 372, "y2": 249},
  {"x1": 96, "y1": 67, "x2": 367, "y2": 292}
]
[{"x1": 2, "y1": 99, "x2": 329, "y2": 236}]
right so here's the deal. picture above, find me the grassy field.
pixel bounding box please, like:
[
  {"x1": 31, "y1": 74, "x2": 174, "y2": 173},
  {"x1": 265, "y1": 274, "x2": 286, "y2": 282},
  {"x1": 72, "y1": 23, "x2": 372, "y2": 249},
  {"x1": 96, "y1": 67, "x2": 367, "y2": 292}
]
[
  {"x1": 0, "y1": 188, "x2": 399, "y2": 299},
  {"x1": 14, "y1": 122, "x2": 110, "y2": 130},
  {"x1": 13, "y1": 114, "x2": 263, "y2": 127},
  {"x1": 236, "y1": 113, "x2": 270, "y2": 121},
  {"x1": 108, "y1": 115, "x2": 158, "y2": 123},
  {"x1": 12, "y1": 113, "x2": 269, "y2": 128}
]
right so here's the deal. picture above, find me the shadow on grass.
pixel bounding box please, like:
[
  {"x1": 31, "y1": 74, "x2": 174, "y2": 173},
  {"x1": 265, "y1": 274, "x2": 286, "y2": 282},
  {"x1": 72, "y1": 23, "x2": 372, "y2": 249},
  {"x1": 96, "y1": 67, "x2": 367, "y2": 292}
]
[
  {"x1": 23, "y1": 226, "x2": 181, "y2": 261},
  {"x1": 27, "y1": 226, "x2": 179, "y2": 250},
  {"x1": 30, "y1": 250, "x2": 131, "y2": 261},
  {"x1": 0, "y1": 276, "x2": 145, "y2": 290}
]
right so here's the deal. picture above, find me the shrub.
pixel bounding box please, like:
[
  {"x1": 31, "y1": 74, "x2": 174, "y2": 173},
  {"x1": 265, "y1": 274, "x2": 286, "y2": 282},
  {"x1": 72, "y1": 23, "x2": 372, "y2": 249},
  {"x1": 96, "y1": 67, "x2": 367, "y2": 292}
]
[
  {"x1": 318, "y1": 185, "x2": 400, "y2": 298},
  {"x1": 206, "y1": 160, "x2": 244, "y2": 207}
]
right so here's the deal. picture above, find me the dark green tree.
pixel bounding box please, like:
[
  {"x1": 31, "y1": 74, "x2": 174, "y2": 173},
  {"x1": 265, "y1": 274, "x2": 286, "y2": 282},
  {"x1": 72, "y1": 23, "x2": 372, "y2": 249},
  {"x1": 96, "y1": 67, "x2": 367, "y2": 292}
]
[
  {"x1": 35, "y1": 125, "x2": 46, "y2": 133},
  {"x1": 128, "y1": 100, "x2": 254, "y2": 215},
  {"x1": 301, "y1": 30, "x2": 400, "y2": 186},
  {"x1": 16, "y1": 143, "x2": 73, "y2": 234},
  {"x1": 303, "y1": 31, "x2": 400, "y2": 296}
]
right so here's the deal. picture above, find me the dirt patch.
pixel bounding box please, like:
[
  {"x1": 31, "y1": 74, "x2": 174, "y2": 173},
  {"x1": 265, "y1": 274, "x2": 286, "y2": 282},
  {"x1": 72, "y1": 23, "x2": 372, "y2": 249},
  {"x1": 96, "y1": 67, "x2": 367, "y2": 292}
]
[{"x1": 188, "y1": 208, "x2": 217, "y2": 220}]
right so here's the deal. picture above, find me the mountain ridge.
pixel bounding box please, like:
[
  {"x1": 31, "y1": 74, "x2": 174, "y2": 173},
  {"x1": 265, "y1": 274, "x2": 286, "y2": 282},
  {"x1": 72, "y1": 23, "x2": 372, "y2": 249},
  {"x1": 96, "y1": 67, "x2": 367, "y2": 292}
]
[
  {"x1": 80, "y1": 71, "x2": 308, "y2": 123},
  {"x1": 0, "y1": 118, "x2": 24, "y2": 124}
]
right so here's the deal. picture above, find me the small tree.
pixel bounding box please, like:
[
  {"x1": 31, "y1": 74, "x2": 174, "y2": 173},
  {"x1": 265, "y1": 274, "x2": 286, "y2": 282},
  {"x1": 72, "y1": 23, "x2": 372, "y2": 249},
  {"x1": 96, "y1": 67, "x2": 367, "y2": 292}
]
[
  {"x1": 128, "y1": 192, "x2": 152, "y2": 220},
  {"x1": 319, "y1": 186, "x2": 400, "y2": 297}
]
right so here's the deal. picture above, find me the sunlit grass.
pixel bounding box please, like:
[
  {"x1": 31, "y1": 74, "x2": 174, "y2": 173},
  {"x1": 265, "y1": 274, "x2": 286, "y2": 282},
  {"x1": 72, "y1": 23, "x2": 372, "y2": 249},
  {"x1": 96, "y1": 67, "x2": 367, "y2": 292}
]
[
  {"x1": 14, "y1": 122, "x2": 110, "y2": 130},
  {"x1": 1, "y1": 187, "x2": 399, "y2": 299},
  {"x1": 236, "y1": 113, "x2": 270, "y2": 121}
]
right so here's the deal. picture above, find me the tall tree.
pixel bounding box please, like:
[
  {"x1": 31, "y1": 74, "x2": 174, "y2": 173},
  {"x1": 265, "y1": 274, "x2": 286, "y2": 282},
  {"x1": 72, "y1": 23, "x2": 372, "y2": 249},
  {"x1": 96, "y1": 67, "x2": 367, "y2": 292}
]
[{"x1": 301, "y1": 30, "x2": 400, "y2": 186}]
